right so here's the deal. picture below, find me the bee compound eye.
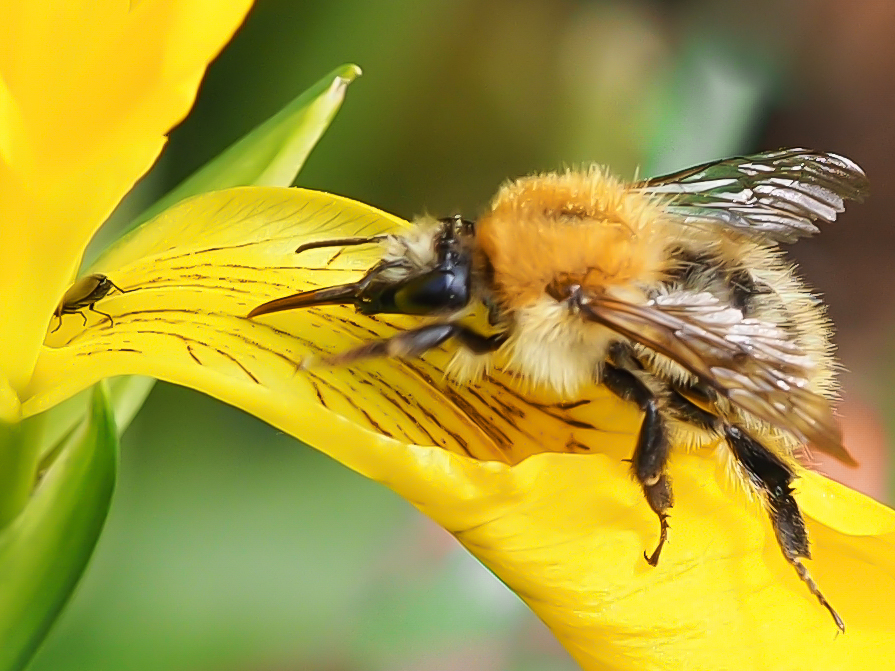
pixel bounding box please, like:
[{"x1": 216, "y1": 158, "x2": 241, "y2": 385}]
[{"x1": 392, "y1": 269, "x2": 469, "y2": 314}]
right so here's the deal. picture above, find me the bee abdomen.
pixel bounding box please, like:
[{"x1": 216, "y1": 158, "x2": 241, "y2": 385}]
[{"x1": 666, "y1": 247, "x2": 771, "y2": 318}]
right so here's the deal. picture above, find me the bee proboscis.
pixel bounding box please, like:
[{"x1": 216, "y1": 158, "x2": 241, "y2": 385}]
[{"x1": 249, "y1": 148, "x2": 869, "y2": 631}]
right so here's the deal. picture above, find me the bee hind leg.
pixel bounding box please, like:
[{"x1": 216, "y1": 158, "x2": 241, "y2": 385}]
[
  {"x1": 724, "y1": 425, "x2": 844, "y2": 632},
  {"x1": 324, "y1": 322, "x2": 508, "y2": 366},
  {"x1": 601, "y1": 362, "x2": 672, "y2": 566}
]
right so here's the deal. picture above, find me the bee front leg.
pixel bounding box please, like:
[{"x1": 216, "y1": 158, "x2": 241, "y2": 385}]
[
  {"x1": 601, "y1": 362, "x2": 672, "y2": 566},
  {"x1": 724, "y1": 425, "x2": 844, "y2": 632},
  {"x1": 324, "y1": 322, "x2": 508, "y2": 366}
]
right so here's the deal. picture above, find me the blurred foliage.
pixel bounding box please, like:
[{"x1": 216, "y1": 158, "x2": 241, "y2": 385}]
[{"x1": 29, "y1": 0, "x2": 893, "y2": 669}]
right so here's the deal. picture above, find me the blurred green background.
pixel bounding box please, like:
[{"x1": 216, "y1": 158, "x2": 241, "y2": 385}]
[{"x1": 32, "y1": 1, "x2": 895, "y2": 669}]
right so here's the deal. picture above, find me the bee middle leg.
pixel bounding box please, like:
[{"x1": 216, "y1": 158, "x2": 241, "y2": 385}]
[
  {"x1": 324, "y1": 322, "x2": 508, "y2": 366},
  {"x1": 601, "y1": 362, "x2": 672, "y2": 566}
]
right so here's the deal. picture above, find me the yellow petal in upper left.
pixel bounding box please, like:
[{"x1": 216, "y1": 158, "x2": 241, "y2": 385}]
[{"x1": 0, "y1": 0, "x2": 253, "y2": 395}]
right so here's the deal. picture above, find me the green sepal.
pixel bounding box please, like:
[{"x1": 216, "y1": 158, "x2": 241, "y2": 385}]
[
  {"x1": 0, "y1": 382, "x2": 118, "y2": 671},
  {"x1": 0, "y1": 413, "x2": 43, "y2": 527}
]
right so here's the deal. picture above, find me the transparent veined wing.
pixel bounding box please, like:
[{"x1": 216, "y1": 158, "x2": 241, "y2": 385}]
[
  {"x1": 636, "y1": 148, "x2": 869, "y2": 242},
  {"x1": 578, "y1": 289, "x2": 856, "y2": 465}
]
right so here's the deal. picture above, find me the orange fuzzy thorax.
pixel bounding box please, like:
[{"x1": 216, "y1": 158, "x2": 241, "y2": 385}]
[{"x1": 475, "y1": 167, "x2": 670, "y2": 310}]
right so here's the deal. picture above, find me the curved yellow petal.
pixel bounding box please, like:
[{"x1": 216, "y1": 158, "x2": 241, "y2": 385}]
[
  {"x1": 25, "y1": 187, "x2": 895, "y2": 669},
  {"x1": 0, "y1": 0, "x2": 252, "y2": 393}
]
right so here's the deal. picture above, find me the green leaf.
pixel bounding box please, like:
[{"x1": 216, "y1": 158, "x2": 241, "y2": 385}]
[
  {"x1": 124, "y1": 63, "x2": 362, "y2": 231},
  {"x1": 0, "y1": 382, "x2": 118, "y2": 671}
]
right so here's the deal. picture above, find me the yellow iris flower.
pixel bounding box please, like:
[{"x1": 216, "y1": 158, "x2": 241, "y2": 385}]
[{"x1": 3, "y1": 2, "x2": 895, "y2": 670}]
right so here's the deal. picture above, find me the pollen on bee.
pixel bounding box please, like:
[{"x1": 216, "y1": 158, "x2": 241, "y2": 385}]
[{"x1": 474, "y1": 166, "x2": 671, "y2": 311}]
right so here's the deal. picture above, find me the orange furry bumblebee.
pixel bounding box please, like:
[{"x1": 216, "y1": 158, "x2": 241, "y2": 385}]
[{"x1": 249, "y1": 148, "x2": 868, "y2": 631}]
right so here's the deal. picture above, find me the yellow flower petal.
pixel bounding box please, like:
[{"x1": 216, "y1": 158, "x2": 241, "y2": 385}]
[
  {"x1": 0, "y1": 0, "x2": 252, "y2": 393},
  {"x1": 25, "y1": 187, "x2": 895, "y2": 669}
]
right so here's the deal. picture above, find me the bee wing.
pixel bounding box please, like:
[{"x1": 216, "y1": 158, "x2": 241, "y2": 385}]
[
  {"x1": 579, "y1": 290, "x2": 856, "y2": 465},
  {"x1": 635, "y1": 148, "x2": 869, "y2": 243}
]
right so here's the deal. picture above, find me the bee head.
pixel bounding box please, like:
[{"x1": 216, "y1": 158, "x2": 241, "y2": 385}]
[{"x1": 248, "y1": 215, "x2": 476, "y2": 319}]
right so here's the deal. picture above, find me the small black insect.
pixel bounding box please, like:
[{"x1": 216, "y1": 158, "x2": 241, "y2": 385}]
[{"x1": 51, "y1": 274, "x2": 131, "y2": 332}]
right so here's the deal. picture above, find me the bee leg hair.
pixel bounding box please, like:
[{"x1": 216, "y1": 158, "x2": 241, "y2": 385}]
[
  {"x1": 724, "y1": 425, "x2": 844, "y2": 632},
  {"x1": 324, "y1": 322, "x2": 508, "y2": 366},
  {"x1": 601, "y1": 362, "x2": 672, "y2": 566}
]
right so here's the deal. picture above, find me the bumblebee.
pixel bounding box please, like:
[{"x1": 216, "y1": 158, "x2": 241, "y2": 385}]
[{"x1": 249, "y1": 148, "x2": 868, "y2": 631}]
